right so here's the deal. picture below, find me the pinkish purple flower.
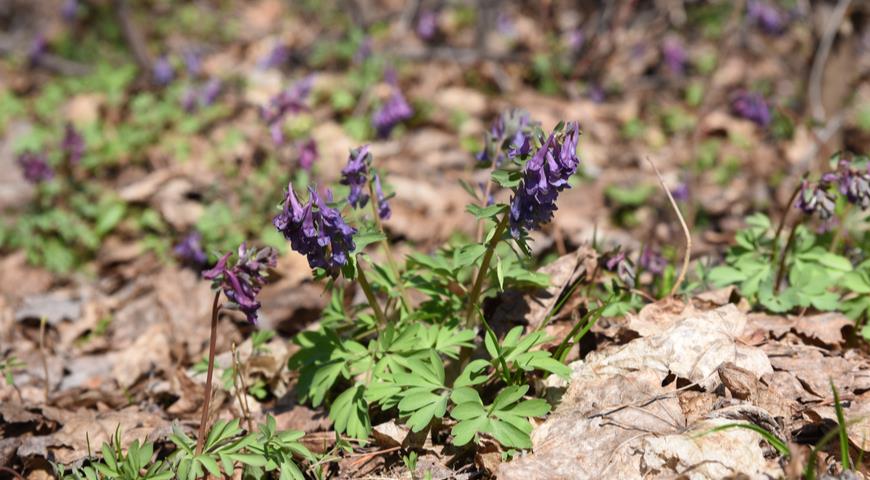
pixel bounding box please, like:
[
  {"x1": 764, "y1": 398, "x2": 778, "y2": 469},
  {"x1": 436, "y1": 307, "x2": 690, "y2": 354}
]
[
  {"x1": 372, "y1": 86, "x2": 413, "y2": 138},
  {"x1": 639, "y1": 246, "x2": 667, "y2": 275},
  {"x1": 61, "y1": 123, "x2": 84, "y2": 166},
  {"x1": 258, "y1": 43, "x2": 289, "y2": 70},
  {"x1": 604, "y1": 250, "x2": 636, "y2": 287},
  {"x1": 747, "y1": 0, "x2": 788, "y2": 35},
  {"x1": 202, "y1": 243, "x2": 276, "y2": 324},
  {"x1": 18, "y1": 151, "x2": 53, "y2": 183},
  {"x1": 731, "y1": 90, "x2": 771, "y2": 127},
  {"x1": 417, "y1": 10, "x2": 438, "y2": 41},
  {"x1": 662, "y1": 36, "x2": 687, "y2": 75},
  {"x1": 567, "y1": 30, "x2": 585, "y2": 52},
  {"x1": 61, "y1": 0, "x2": 78, "y2": 21},
  {"x1": 297, "y1": 138, "x2": 318, "y2": 170},
  {"x1": 262, "y1": 76, "x2": 313, "y2": 145}
]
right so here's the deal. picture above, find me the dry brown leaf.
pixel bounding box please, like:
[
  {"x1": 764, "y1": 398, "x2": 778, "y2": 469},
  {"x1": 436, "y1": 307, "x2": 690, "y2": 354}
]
[{"x1": 792, "y1": 312, "x2": 853, "y2": 347}]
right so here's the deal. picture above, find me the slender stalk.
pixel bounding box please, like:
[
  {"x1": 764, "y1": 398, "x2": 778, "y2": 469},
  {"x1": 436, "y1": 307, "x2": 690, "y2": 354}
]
[
  {"x1": 367, "y1": 181, "x2": 412, "y2": 312},
  {"x1": 195, "y1": 291, "x2": 222, "y2": 456},
  {"x1": 774, "y1": 222, "x2": 800, "y2": 293},
  {"x1": 829, "y1": 204, "x2": 853, "y2": 253},
  {"x1": 771, "y1": 182, "x2": 803, "y2": 263},
  {"x1": 356, "y1": 262, "x2": 388, "y2": 328},
  {"x1": 39, "y1": 316, "x2": 50, "y2": 404},
  {"x1": 464, "y1": 212, "x2": 510, "y2": 327},
  {"x1": 230, "y1": 342, "x2": 254, "y2": 433}
]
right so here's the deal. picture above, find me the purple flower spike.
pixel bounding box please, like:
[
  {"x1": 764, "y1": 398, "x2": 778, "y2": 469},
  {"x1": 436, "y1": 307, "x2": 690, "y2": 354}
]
[
  {"x1": 373, "y1": 174, "x2": 391, "y2": 220},
  {"x1": 796, "y1": 179, "x2": 836, "y2": 220},
  {"x1": 509, "y1": 122, "x2": 581, "y2": 238},
  {"x1": 477, "y1": 109, "x2": 538, "y2": 167},
  {"x1": 262, "y1": 76, "x2": 313, "y2": 145},
  {"x1": 417, "y1": 10, "x2": 438, "y2": 41},
  {"x1": 174, "y1": 231, "x2": 208, "y2": 268},
  {"x1": 662, "y1": 36, "x2": 687, "y2": 75},
  {"x1": 297, "y1": 138, "x2": 318, "y2": 170},
  {"x1": 639, "y1": 246, "x2": 668, "y2": 275},
  {"x1": 834, "y1": 158, "x2": 870, "y2": 209},
  {"x1": 203, "y1": 243, "x2": 277, "y2": 324},
  {"x1": 274, "y1": 185, "x2": 357, "y2": 276},
  {"x1": 153, "y1": 56, "x2": 174, "y2": 86},
  {"x1": 340, "y1": 145, "x2": 371, "y2": 208},
  {"x1": 372, "y1": 86, "x2": 413, "y2": 138},
  {"x1": 61, "y1": 123, "x2": 85, "y2": 166},
  {"x1": 731, "y1": 90, "x2": 771, "y2": 127},
  {"x1": 747, "y1": 0, "x2": 787, "y2": 35},
  {"x1": 18, "y1": 151, "x2": 54, "y2": 184}
]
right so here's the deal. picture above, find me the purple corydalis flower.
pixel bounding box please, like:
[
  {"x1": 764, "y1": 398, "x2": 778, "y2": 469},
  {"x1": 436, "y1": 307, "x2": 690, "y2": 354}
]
[
  {"x1": 340, "y1": 145, "x2": 371, "y2": 208},
  {"x1": 567, "y1": 30, "x2": 585, "y2": 51},
  {"x1": 62, "y1": 123, "x2": 85, "y2": 166},
  {"x1": 200, "y1": 78, "x2": 222, "y2": 106},
  {"x1": 174, "y1": 231, "x2": 208, "y2": 268},
  {"x1": 662, "y1": 36, "x2": 687, "y2": 75},
  {"x1": 604, "y1": 250, "x2": 636, "y2": 288},
  {"x1": 731, "y1": 91, "x2": 771, "y2": 127},
  {"x1": 273, "y1": 185, "x2": 357, "y2": 276},
  {"x1": 587, "y1": 85, "x2": 605, "y2": 103},
  {"x1": 509, "y1": 122, "x2": 581, "y2": 238},
  {"x1": 671, "y1": 183, "x2": 689, "y2": 202},
  {"x1": 372, "y1": 87, "x2": 413, "y2": 138},
  {"x1": 417, "y1": 10, "x2": 438, "y2": 41},
  {"x1": 354, "y1": 36, "x2": 372, "y2": 64},
  {"x1": 28, "y1": 34, "x2": 46, "y2": 67},
  {"x1": 258, "y1": 43, "x2": 288, "y2": 70},
  {"x1": 203, "y1": 243, "x2": 277, "y2": 324},
  {"x1": 833, "y1": 158, "x2": 870, "y2": 209},
  {"x1": 18, "y1": 152, "x2": 53, "y2": 184},
  {"x1": 61, "y1": 0, "x2": 78, "y2": 21},
  {"x1": 184, "y1": 50, "x2": 201, "y2": 76},
  {"x1": 747, "y1": 0, "x2": 787, "y2": 35},
  {"x1": 477, "y1": 109, "x2": 538, "y2": 166},
  {"x1": 639, "y1": 246, "x2": 667, "y2": 275},
  {"x1": 262, "y1": 76, "x2": 313, "y2": 145},
  {"x1": 297, "y1": 138, "x2": 318, "y2": 170},
  {"x1": 153, "y1": 56, "x2": 174, "y2": 86},
  {"x1": 373, "y1": 174, "x2": 391, "y2": 220},
  {"x1": 796, "y1": 179, "x2": 836, "y2": 220}
]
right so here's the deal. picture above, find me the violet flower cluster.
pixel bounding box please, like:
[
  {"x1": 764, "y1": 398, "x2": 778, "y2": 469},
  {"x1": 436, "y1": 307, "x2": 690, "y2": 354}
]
[
  {"x1": 661, "y1": 36, "x2": 688, "y2": 75},
  {"x1": 797, "y1": 157, "x2": 870, "y2": 220},
  {"x1": 604, "y1": 250, "x2": 636, "y2": 288},
  {"x1": 18, "y1": 152, "x2": 53, "y2": 184},
  {"x1": 340, "y1": 145, "x2": 371, "y2": 208},
  {"x1": 731, "y1": 90, "x2": 771, "y2": 127},
  {"x1": 297, "y1": 138, "x2": 318, "y2": 171},
  {"x1": 639, "y1": 246, "x2": 667, "y2": 275},
  {"x1": 62, "y1": 123, "x2": 85, "y2": 166},
  {"x1": 476, "y1": 109, "x2": 539, "y2": 167},
  {"x1": 262, "y1": 76, "x2": 313, "y2": 145},
  {"x1": 182, "y1": 78, "x2": 222, "y2": 112},
  {"x1": 153, "y1": 56, "x2": 174, "y2": 86},
  {"x1": 174, "y1": 231, "x2": 208, "y2": 268},
  {"x1": 509, "y1": 122, "x2": 581, "y2": 238},
  {"x1": 203, "y1": 244, "x2": 277, "y2": 323},
  {"x1": 796, "y1": 179, "x2": 836, "y2": 220},
  {"x1": 372, "y1": 73, "x2": 413, "y2": 138},
  {"x1": 747, "y1": 0, "x2": 788, "y2": 35},
  {"x1": 416, "y1": 10, "x2": 438, "y2": 41},
  {"x1": 273, "y1": 185, "x2": 357, "y2": 276}
]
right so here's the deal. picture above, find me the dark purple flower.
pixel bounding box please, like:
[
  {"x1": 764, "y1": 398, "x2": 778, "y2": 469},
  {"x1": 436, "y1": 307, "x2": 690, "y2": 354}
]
[
  {"x1": 747, "y1": 0, "x2": 787, "y2": 35},
  {"x1": 262, "y1": 76, "x2": 313, "y2": 145},
  {"x1": 417, "y1": 10, "x2": 438, "y2": 41},
  {"x1": 28, "y1": 34, "x2": 46, "y2": 67},
  {"x1": 61, "y1": 0, "x2": 78, "y2": 21},
  {"x1": 796, "y1": 179, "x2": 836, "y2": 220},
  {"x1": 297, "y1": 138, "x2": 318, "y2": 170},
  {"x1": 731, "y1": 90, "x2": 771, "y2": 127},
  {"x1": 670, "y1": 183, "x2": 689, "y2": 202},
  {"x1": 604, "y1": 250, "x2": 636, "y2": 288},
  {"x1": 373, "y1": 174, "x2": 391, "y2": 220},
  {"x1": 509, "y1": 122, "x2": 581, "y2": 238},
  {"x1": 61, "y1": 123, "x2": 85, "y2": 166},
  {"x1": 372, "y1": 87, "x2": 413, "y2": 138},
  {"x1": 17, "y1": 151, "x2": 53, "y2": 184},
  {"x1": 662, "y1": 36, "x2": 687, "y2": 75},
  {"x1": 476, "y1": 109, "x2": 538, "y2": 166},
  {"x1": 258, "y1": 43, "x2": 289, "y2": 70},
  {"x1": 184, "y1": 50, "x2": 201, "y2": 76},
  {"x1": 203, "y1": 243, "x2": 277, "y2": 323},
  {"x1": 174, "y1": 231, "x2": 208, "y2": 268},
  {"x1": 834, "y1": 158, "x2": 870, "y2": 209},
  {"x1": 273, "y1": 185, "x2": 357, "y2": 276},
  {"x1": 153, "y1": 56, "x2": 174, "y2": 86},
  {"x1": 639, "y1": 246, "x2": 668, "y2": 275},
  {"x1": 340, "y1": 145, "x2": 371, "y2": 208}
]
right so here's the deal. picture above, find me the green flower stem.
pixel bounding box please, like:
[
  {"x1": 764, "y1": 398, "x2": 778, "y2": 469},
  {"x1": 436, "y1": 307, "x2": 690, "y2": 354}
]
[
  {"x1": 357, "y1": 259, "x2": 388, "y2": 328},
  {"x1": 367, "y1": 181, "x2": 412, "y2": 312},
  {"x1": 774, "y1": 221, "x2": 800, "y2": 293},
  {"x1": 770, "y1": 181, "x2": 803, "y2": 264},
  {"x1": 195, "y1": 290, "x2": 222, "y2": 456},
  {"x1": 464, "y1": 212, "x2": 510, "y2": 327}
]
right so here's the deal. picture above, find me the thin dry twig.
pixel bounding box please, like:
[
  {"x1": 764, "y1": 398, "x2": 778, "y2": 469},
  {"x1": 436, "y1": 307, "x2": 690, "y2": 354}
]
[
  {"x1": 808, "y1": 0, "x2": 854, "y2": 122},
  {"x1": 39, "y1": 316, "x2": 49, "y2": 404},
  {"x1": 646, "y1": 157, "x2": 692, "y2": 297},
  {"x1": 231, "y1": 342, "x2": 254, "y2": 433}
]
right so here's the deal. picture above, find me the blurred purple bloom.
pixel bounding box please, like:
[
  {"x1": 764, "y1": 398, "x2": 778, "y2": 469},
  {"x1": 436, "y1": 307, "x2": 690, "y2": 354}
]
[
  {"x1": 604, "y1": 250, "x2": 636, "y2": 288},
  {"x1": 184, "y1": 50, "x2": 201, "y2": 76},
  {"x1": 731, "y1": 90, "x2": 771, "y2": 127},
  {"x1": 153, "y1": 56, "x2": 174, "y2": 86},
  {"x1": 258, "y1": 43, "x2": 288, "y2": 70},
  {"x1": 203, "y1": 243, "x2": 277, "y2": 323},
  {"x1": 639, "y1": 246, "x2": 667, "y2": 275},
  {"x1": 496, "y1": 12, "x2": 515, "y2": 36},
  {"x1": 340, "y1": 145, "x2": 371, "y2": 208},
  {"x1": 476, "y1": 109, "x2": 538, "y2": 166},
  {"x1": 297, "y1": 138, "x2": 318, "y2": 170},
  {"x1": 273, "y1": 185, "x2": 357, "y2": 276},
  {"x1": 509, "y1": 122, "x2": 581, "y2": 238},
  {"x1": 373, "y1": 174, "x2": 391, "y2": 220},
  {"x1": 28, "y1": 34, "x2": 46, "y2": 67},
  {"x1": 670, "y1": 183, "x2": 689, "y2": 202},
  {"x1": 747, "y1": 0, "x2": 787, "y2": 35},
  {"x1": 354, "y1": 36, "x2": 372, "y2": 64},
  {"x1": 372, "y1": 86, "x2": 413, "y2": 138},
  {"x1": 262, "y1": 76, "x2": 313, "y2": 145},
  {"x1": 200, "y1": 78, "x2": 222, "y2": 106},
  {"x1": 567, "y1": 29, "x2": 585, "y2": 51},
  {"x1": 587, "y1": 84, "x2": 605, "y2": 103},
  {"x1": 181, "y1": 87, "x2": 198, "y2": 112},
  {"x1": 417, "y1": 10, "x2": 438, "y2": 41},
  {"x1": 796, "y1": 179, "x2": 836, "y2": 220},
  {"x1": 61, "y1": 0, "x2": 78, "y2": 21},
  {"x1": 174, "y1": 231, "x2": 208, "y2": 268},
  {"x1": 62, "y1": 123, "x2": 85, "y2": 166},
  {"x1": 479, "y1": 182, "x2": 495, "y2": 206},
  {"x1": 17, "y1": 152, "x2": 53, "y2": 184},
  {"x1": 834, "y1": 158, "x2": 870, "y2": 209},
  {"x1": 662, "y1": 36, "x2": 687, "y2": 75}
]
